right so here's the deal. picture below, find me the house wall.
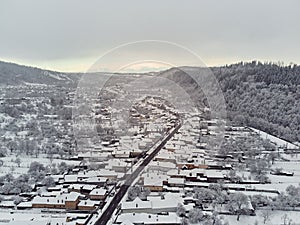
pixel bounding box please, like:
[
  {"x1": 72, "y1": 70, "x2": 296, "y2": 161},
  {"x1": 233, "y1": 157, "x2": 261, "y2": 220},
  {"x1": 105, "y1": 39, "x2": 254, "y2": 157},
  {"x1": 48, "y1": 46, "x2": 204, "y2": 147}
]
[
  {"x1": 90, "y1": 195, "x2": 106, "y2": 200},
  {"x1": 121, "y1": 208, "x2": 150, "y2": 213},
  {"x1": 32, "y1": 203, "x2": 64, "y2": 209},
  {"x1": 65, "y1": 199, "x2": 79, "y2": 210},
  {"x1": 144, "y1": 185, "x2": 163, "y2": 192},
  {"x1": 78, "y1": 205, "x2": 96, "y2": 211}
]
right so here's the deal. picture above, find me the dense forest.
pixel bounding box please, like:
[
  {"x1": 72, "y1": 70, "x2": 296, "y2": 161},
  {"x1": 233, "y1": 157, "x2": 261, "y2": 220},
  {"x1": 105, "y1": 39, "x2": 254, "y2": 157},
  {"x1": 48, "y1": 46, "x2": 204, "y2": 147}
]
[{"x1": 212, "y1": 61, "x2": 300, "y2": 143}]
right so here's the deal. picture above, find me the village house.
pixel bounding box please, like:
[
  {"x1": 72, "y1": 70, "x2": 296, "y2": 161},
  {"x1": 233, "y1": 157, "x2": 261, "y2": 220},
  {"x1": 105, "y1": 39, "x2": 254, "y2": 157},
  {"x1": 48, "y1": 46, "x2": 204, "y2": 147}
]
[
  {"x1": 89, "y1": 188, "x2": 108, "y2": 200},
  {"x1": 205, "y1": 170, "x2": 225, "y2": 183},
  {"x1": 115, "y1": 212, "x2": 181, "y2": 225},
  {"x1": 31, "y1": 192, "x2": 82, "y2": 210},
  {"x1": 154, "y1": 150, "x2": 176, "y2": 163},
  {"x1": 165, "y1": 177, "x2": 185, "y2": 188},
  {"x1": 81, "y1": 184, "x2": 98, "y2": 194},
  {"x1": 142, "y1": 173, "x2": 168, "y2": 192},
  {"x1": 112, "y1": 149, "x2": 131, "y2": 158},
  {"x1": 106, "y1": 159, "x2": 131, "y2": 173},
  {"x1": 82, "y1": 177, "x2": 108, "y2": 186},
  {"x1": 121, "y1": 197, "x2": 152, "y2": 213},
  {"x1": 78, "y1": 199, "x2": 99, "y2": 211},
  {"x1": 121, "y1": 193, "x2": 183, "y2": 214},
  {"x1": 63, "y1": 174, "x2": 79, "y2": 184},
  {"x1": 176, "y1": 161, "x2": 208, "y2": 170},
  {"x1": 98, "y1": 169, "x2": 119, "y2": 180},
  {"x1": 68, "y1": 184, "x2": 83, "y2": 193},
  {"x1": 148, "y1": 161, "x2": 176, "y2": 172}
]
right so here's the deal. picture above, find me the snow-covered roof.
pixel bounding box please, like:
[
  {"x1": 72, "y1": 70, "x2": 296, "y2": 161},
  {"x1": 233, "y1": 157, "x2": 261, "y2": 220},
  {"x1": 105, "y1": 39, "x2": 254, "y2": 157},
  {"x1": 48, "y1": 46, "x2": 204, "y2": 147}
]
[
  {"x1": 64, "y1": 174, "x2": 78, "y2": 183},
  {"x1": 50, "y1": 175, "x2": 64, "y2": 182},
  {"x1": 68, "y1": 184, "x2": 83, "y2": 190},
  {"x1": 89, "y1": 188, "x2": 107, "y2": 196},
  {"x1": 98, "y1": 169, "x2": 118, "y2": 177},
  {"x1": 17, "y1": 201, "x2": 32, "y2": 208},
  {"x1": 155, "y1": 150, "x2": 176, "y2": 160},
  {"x1": 116, "y1": 212, "x2": 181, "y2": 224},
  {"x1": 0, "y1": 201, "x2": 15, "y2": 207},
  {"x1": 149, "y1": 161, "x2": 176, "y2": 169},
  {"x1": 121, "y1": 197, "x2": 151, "y2": 210},
  {"x1": 78, "y1": 199, "x2": 99, "y2": 207},
  {"x1": 167, "y1": 177, "x2": 185, "y2": 185},
  {"x1": 82, "y1": 184, "x2": 97, "y2": 191},
  {"x1": 32, "y1": 192, "x2": 82, "y2": 205},
  {"x1": 83, "y1": 177, "x2": 107, "y2": 184},
  {"x1": 148, "y1": 193, "x2": 182, "y2": 209},
  {"x1": 143, "y1": 173, "x2": 167, "y2": 186},
  {"x1": 205, "y1": 170, "x2": 224, "y2": 178}
]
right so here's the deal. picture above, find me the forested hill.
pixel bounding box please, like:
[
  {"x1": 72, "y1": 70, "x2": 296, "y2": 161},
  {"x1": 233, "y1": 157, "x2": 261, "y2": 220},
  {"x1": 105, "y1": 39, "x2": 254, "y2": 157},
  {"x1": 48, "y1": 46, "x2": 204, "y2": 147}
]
[
  {"x1": 0, "y1": 61, "x2": 80, "y2": 86},
  {"x1": 211, "y1": 61, "x2": 300, "y2": 143}
]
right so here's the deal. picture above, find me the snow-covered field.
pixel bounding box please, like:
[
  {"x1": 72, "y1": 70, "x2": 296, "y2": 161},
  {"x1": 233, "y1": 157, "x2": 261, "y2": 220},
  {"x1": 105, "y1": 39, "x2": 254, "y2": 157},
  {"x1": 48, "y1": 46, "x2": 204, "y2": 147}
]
[
  {"x1": 0, "y1": 209, "x2": 67, "y2": 225},
  {"x1": 224, "y1": 210, "x2": 300, "y2": 225},
  {"x1": 267, "y1": 161, "x2": 300, "y2": 192},
  {"x1": 0, "y1": 153, "x2": 80, "y2": 177},
  {"x1": 250, "y1": 127, "x2": 299, "y2": 150}
]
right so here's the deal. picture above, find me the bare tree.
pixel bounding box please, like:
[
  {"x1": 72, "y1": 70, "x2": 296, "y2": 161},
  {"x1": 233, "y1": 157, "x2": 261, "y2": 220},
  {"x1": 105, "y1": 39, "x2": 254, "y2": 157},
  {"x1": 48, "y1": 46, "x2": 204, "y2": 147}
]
[
  {"x1": 176, "y1": 203, "x2": 186, "y2": 217},
  {"x1": 15, "y1": 157, "x2": 21, "y2": 167},
  {"x1": 227, "y1": 192, "x2": 249, "y2": 221},
  {"x1": 260, "y1": 210, "x2": 272, "y2": 224}
]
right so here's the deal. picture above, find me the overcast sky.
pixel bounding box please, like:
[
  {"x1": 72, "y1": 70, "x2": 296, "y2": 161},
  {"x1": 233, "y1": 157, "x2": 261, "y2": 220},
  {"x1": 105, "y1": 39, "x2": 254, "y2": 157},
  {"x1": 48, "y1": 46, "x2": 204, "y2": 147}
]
[{"x1": 0, "y1": 0, "x2": 299, "y2": 72}]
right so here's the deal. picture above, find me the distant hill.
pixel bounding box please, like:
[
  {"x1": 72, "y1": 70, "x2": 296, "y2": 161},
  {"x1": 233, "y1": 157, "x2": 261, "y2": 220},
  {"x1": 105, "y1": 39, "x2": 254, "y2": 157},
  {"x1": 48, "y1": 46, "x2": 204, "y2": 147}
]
[{"x1": 0, "y1": 61, "x2": 80, "y2": 86}]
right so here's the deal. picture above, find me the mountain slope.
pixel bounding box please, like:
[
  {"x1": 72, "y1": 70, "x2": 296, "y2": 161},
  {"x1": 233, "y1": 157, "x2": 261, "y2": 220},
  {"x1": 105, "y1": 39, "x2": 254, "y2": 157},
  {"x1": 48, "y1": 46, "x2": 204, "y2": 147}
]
[
  {"x1": 0, "y1": 61, "x2": 80, "y2": 86},
  {"x1": 212, "y1": 61, "x2": 300, "y2": 143},
  {"x1": 158, "y1": 62, "x2": 300, "y2": 143}
]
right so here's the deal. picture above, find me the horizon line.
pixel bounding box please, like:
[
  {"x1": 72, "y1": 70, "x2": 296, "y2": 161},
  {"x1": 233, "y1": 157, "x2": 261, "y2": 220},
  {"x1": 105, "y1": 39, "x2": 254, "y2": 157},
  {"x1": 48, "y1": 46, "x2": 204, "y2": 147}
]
[{"x1": 0, "y1": 58, "x2": 298, "y2": 74}]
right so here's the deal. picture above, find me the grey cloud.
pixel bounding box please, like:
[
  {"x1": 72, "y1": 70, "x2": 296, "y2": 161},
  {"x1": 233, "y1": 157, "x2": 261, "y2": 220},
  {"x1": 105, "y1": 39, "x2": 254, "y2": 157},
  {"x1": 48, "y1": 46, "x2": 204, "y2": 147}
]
[{"x1": 0, "y1": 0, "x2": 299, "y2": 71}]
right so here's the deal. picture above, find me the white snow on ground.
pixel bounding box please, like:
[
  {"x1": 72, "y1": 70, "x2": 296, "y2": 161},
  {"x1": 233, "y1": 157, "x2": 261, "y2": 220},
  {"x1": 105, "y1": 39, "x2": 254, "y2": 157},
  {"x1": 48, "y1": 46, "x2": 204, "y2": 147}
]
[
  {"x1": 45, "y1": 72, "x2": 65, "y2": 81},
  {"x1": 0, "y1": 210, "x2": 67, "y2": 225},
  {"x1": 0, "y1": 153, "x2": 80, "y2": 177},
  {"x1": 281, "y1": 153, "x2": 300, "y2": 162},
  {"x1": 224, "y1": 210, "x2": 300, "y2": 225},
  {"x1": 23, "y1": 82, "x2": 49, "y2": 87},
  {"x1": 267, "y1": 161, "x2": 300, "y2": 192},
  {"x1": 250, "y1": 127, "x2": 299, "y2": 150}
]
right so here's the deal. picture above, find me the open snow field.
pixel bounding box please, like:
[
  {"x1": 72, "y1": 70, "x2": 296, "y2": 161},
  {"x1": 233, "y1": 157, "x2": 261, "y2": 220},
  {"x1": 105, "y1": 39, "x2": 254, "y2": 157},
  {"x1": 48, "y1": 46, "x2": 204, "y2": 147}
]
[
  {"x1": 0, "y1": 153, "x2": 80, "y2": 177},
  {"x1": 224, "y1": 210, "x2": 300, "y2": 225}
]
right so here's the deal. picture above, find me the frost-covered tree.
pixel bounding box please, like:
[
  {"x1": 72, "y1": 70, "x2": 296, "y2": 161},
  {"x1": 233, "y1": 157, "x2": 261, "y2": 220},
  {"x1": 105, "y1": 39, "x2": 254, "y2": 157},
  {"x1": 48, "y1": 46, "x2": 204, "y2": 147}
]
[
  {"x1": 188, "y1": 208, "x2": 204, "y2": 224},
  {"x1": 28, "y1": 161, "x2": 46, "y2": 181},
  {"x1": 227, "y1": 192, "x2": 249, "y2": 221},
  {"x1": 0, "y1": 147, "x2": 7, "y2": 157},
  {"x1": 58, "y1": 162, "x2": 68, "y2": 173},
  {"x1": 127, "y1": 185, "x2": 150, "y2": 201},
  {"x1": 194, "y1": 187, "x2": 216, "y2": 205},
  {"x1": 15, "y1": 157, "x2": 21, "y2": 167},
  {"x1": 176, "y1": 203, "x2": 186, "y2": 217},
  {"x1": 42, "y1": 176, "x2": 55, "y2": 187},
  {"x1": 260, "y1": 210, "x2": 272, "y2": 224}
]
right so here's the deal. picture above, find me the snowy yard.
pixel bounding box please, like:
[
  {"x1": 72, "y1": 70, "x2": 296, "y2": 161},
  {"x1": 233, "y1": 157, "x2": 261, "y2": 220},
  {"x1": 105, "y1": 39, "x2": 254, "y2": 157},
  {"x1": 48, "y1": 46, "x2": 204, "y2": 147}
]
[
  {"x1": 250, "y1": 128, "x2": 299, "y2": 150},
  {"x1": 0, "y1": 209, "x2": 66, "y2": 225},
  {"x1": 224, "y1": 210, "x2": 300, "y2": 225},
  {"x1": 0, "y1": 153, "x2": 80, "y2": 177}
]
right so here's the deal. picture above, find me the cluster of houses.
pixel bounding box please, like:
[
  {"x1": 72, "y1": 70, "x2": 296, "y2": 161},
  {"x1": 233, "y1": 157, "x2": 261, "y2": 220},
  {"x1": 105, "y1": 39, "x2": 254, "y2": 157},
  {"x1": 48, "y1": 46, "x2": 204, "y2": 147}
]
[
  {"x1": 113, "y1": 113, "x2": 274, "y2": 224},
  {"x1": 136, "y1": 115, "x2": 232, "y2": 191},
  {"x1": 14, "y1": 169, "x2": 117, "y2": 216}
]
